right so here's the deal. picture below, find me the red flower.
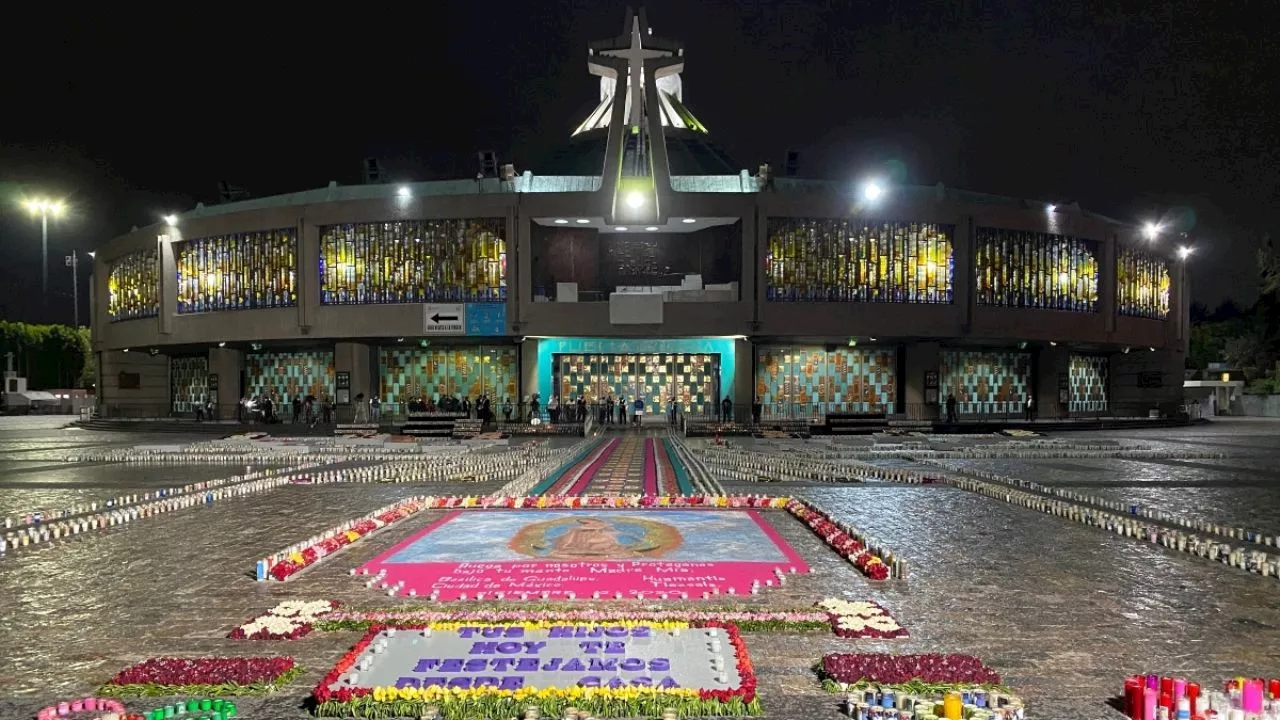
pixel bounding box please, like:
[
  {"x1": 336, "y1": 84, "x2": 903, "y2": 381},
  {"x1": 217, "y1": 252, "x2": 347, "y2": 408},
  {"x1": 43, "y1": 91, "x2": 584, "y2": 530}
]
[
  {"x1": 821, "y1": 653, "x2": 1001, "y2": 686},
  {"x1": 108, "y1": 657, "x2": 295, "y2": 686}
]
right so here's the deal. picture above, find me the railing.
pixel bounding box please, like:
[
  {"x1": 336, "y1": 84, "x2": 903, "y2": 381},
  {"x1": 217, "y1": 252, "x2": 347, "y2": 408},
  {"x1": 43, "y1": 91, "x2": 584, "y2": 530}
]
[{"x1": 903, "y1": 402, "x2": 1188, "y2": 423}]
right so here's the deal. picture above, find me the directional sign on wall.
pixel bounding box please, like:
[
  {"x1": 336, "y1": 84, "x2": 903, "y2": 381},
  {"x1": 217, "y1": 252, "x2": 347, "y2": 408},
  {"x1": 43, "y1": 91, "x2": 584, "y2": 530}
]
[{"x1": 423, "y1": 304, "x2": 466, "y2": 334}]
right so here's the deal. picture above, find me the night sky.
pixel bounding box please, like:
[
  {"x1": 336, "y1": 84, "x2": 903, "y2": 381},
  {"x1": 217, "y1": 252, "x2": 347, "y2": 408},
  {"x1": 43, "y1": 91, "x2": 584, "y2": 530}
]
[{"x1": 2, "y1": 0, "x2": 1276, "y2": 325}]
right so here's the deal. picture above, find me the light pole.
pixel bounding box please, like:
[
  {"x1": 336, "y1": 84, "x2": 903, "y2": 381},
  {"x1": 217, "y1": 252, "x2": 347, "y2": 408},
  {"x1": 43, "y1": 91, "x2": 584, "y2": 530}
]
[
  {"x1": 65, "y1": 250, "x2": 91, "y2": 327},
  {"x1": 23, "y1": 198, "x2": 66, "y2": 303}
]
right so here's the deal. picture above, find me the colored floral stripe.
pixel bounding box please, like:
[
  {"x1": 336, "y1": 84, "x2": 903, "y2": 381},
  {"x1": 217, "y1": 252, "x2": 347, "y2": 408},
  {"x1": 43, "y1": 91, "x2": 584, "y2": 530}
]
[
  {"x1": 817, "y1": 599, "x2": 908, "y2": 639},
  {"x1": 821, "y1": 653, "x2": 1002, "y2": 686},
  {"x1": 563, "y1": 439, "x2": 622, "y2": 496},
  {"x1": 663, "y1": 439, "x2": 695, "y2": 494},
  {"x1": 642, "y1": 439, "x2": 660, "y2": 496},
  {"x1": 528, "y1": 441, "x2": 604, "y2": 496},
  {"x1": 264, "y1": 499, "x2": 427, "y2": 581}
]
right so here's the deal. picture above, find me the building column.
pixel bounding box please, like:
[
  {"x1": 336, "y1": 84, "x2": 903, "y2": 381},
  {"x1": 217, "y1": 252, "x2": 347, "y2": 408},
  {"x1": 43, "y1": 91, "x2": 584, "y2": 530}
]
[
  {"x1": 158, "y1": 232, "x2": 178, "y2": 337},
  {"x1": 519, "y1": 338, "x2": 541, "y2": 401},
  {"x1": 955, "y1": 215, "x2": 975, "y2": 332},
  {"x1": 297, "y1": 219, "x2": 319, "y2": 333},
  {"x1": 1101, "y1": 233, "x2": 1117, "y2": 334},
  {"x1": 903, "y1": 342, "x2": 941, "y2": 417},
  {"x1": 335, "y1": 342, "x2": 375, "y2": 407},
  {"x1": 732, "y1": 338, "x2": 752, "y2": 409},
  {"x1": 208, "y1": 347, "x2": 243, "y2": 420},
  {"x1": 1036, "y1": 344, "x2": 1070, "y2": 419}
]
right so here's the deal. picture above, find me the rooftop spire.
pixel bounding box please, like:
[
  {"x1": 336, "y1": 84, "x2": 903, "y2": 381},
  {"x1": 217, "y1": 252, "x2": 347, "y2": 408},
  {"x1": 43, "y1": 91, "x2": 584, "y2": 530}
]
[{"x1": 573, "y1": 9, "x2": 707, "y2": 136}]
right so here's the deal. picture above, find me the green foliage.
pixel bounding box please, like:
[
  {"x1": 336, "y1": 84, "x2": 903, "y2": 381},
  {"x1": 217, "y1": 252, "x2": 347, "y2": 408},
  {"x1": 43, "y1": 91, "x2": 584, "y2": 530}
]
[
  {"x1": 0, "y1": 321, "x2": 93, "y2": 389},
  {"x1": 1244, "y1": 377, "x2": 1280, "y2": 395}
]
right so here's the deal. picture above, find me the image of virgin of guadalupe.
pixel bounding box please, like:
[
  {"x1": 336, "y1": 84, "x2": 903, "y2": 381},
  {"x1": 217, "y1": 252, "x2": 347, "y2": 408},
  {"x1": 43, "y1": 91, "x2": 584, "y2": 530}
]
[{"x1": 533, "y1": 517, "x2": 659, "y2": 559}]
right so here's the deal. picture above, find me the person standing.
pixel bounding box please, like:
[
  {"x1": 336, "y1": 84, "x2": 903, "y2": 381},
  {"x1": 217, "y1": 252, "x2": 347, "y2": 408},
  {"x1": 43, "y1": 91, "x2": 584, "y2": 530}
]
[
  {"x1": 617, "y1": 395, "x2": 627, "y2": 425},
  {"x1": 946, "y1": 393, "x2": 958, "y2": 423},
  {"x1": 606, "y1": 396, "x2": 615, "y2": 424},
  {"x1": 1023, "y1": 395, "x2": 1034, "y2": 422},
  {"x1": 633, "y1": 396, "x2": 644, "y2": 426},
  {"x1": 751, "y1": 396, "x2": 762, "y2": 425},
  {"x1": 548, "y1": 395, "x2": 560, "y2": 424},
  {"x1": 668, "y1": 397, "x2": 677, "y2": 426},
  {"x1": 721, "y1": 396, "x2": 733, "y2": 423}
]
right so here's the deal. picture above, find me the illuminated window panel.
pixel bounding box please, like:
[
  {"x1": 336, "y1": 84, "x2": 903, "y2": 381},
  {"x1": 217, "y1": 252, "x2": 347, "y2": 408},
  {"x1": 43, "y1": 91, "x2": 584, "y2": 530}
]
[
  {"x1": 755, "y1": 346, "x2": 896, "y2": 417},
  {"x1": 975, "y1": 228, "x2": 1099, "y2": 312},
  {"x1": 765, "y1": 218, "x2": 954, "y2": 303},
  {"x1": 170, "y1": 356, "x2": 209, "y2": 415},
  {"x1": 244, "y1": 351, "x2": 334, "y2": 406},
  {"x1": 319, "y1": 219, "x2": 507, "y2": 305},
  {"x1": 175, "y1": 229, "x2": 298, "y2": 313},
  {"x1": 552, "y1": 353, "x2": 718, "y2": 415},
  {"x1": 1116, "y1": 246, "x2": 1171, "y2": 319},
  {"x1": 379, "y1": 346, "x2": 517, "y2": 407},
  {"x1": 1069, "y1": 354, "x2": 1109, "y2": 413},
  {"x1": 106, "y1": 250, "x2": 159, "y2": 322},
  {"x1": 939, "y1": 350, "x2": 1031, "y2": 416}
]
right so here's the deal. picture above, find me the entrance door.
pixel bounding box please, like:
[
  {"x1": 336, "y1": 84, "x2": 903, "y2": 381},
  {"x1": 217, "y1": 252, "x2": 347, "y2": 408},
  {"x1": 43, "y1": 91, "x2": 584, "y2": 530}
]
[{"x1": 552, "y1": 352, "x2": 720, "y2": 416}]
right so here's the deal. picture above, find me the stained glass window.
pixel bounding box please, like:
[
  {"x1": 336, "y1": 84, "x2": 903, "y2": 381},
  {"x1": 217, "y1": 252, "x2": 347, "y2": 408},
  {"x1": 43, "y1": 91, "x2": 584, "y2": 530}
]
[
  {"x1": 380, "y1": 346, "x2": 517, "y2": 409},
  {"x1": 244, "y1": 351, "x2": 334, "y2": 405},
  {"x1": 170, "y1": 356, "x2": 209, "y2": 415},
  {"x1": 939, "y1": 350, "x2": 1031, "y2": 416},
  {"x1": 1116, "y1": 246, "x2": 1171, "y2": 319},
  {"x1": 175, "y1": 229, "x2": 298, "y2": 313},
  {"x1": 1069, "y1": 354, "x2": 1109, "y2": 413},
  {"x1": 755, "y1": 345, "x2": 896, "y2": 417},
  {"x1": 552, "y1": 353, "x2": 719, "y2": 415},
  {"x1": 320, "y1": 219, "x2": 507, "y2": 304},
  {"x1": 106, "y1": 250, "x2": 159, "y2": 322},
  {"x1": 975, "y1": 228, "x2": 1098, "y2": 311},
  {"x1": 765, "y1": 218, "x2": 954, "y2": 303}
]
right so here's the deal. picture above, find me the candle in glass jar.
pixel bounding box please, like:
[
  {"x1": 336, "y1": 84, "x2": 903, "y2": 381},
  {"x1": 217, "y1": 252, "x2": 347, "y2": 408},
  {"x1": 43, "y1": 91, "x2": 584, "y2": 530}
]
[
  {"x1": 942, "y1": 691, "x2": 962, "y2": 720},
  {"x1": 1188, "y1": 682, "x2": 1200, "y2": 715}
]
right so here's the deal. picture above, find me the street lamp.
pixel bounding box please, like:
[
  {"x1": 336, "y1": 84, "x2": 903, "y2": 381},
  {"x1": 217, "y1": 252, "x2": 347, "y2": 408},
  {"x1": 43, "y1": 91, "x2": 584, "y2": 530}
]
[
  {"x1": 1142, "y1": 222, "x2": 1162, "y2": 241},
  {"x1": 23, "y1": 198, "x2": 66, "y2": 302}
]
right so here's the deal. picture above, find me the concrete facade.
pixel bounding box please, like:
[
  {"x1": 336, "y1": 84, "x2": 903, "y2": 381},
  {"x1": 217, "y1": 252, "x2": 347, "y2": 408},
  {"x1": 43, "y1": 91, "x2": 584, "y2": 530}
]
[{"x1": 88, "y1": 12, "x2": 1190, "y2": 419}]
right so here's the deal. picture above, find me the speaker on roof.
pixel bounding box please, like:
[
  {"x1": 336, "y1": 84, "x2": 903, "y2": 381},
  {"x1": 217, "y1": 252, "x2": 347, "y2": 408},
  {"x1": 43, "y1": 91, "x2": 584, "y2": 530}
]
[
  {"x1": 363, "y1": 158, "x2": 382, "y2": 184},
  {"x1": 218, "y1": 181, "x2": 250, "y2": 203},
  {"x1": 478, "y1": 151, "x2": 498, "y2": 178},
  {"x1": 783, "y1": 150, "x2": 800, "y2": 177},
  {"x1": 500, "y1": 163, "x2": 517, "y2": 181}
]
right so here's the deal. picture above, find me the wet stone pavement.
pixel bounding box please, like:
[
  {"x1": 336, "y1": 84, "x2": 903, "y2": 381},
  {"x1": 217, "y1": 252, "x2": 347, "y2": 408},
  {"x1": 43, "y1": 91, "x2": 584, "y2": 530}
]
[{"x1": 1, "y1": 418, "x2": 1279, "y2": 719}]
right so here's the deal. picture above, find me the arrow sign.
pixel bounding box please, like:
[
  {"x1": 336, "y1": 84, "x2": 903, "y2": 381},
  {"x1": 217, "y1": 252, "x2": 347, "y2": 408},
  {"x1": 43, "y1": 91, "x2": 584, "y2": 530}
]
[{"x1": 423, "y1": 304, "x2": 466, "y2": 335}]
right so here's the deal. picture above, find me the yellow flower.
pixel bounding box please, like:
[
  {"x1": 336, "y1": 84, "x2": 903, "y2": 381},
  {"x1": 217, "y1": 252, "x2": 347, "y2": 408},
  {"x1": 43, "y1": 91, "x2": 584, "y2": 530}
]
[
  {"x1": 372, "y1": 686, "x2": 386, "y2": 702},
  {"x1": 288, "y1": 552, "x2": 305, "y2": 565},
  {"x1": 344, "y1": 530, "x2": 360, "y2": 541}
]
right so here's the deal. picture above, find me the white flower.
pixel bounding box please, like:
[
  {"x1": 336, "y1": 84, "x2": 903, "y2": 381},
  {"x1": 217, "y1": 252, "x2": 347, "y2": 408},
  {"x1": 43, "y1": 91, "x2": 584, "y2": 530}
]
[
  {"x1": 835, "y1": 614, "x2": 901, "y2": 633},
  {"x1": 241, "y1": 616, "x2": 303, "y2": 636},
  {"x1": 271, "y1": 600, "x2": 333, "y2": 619}
]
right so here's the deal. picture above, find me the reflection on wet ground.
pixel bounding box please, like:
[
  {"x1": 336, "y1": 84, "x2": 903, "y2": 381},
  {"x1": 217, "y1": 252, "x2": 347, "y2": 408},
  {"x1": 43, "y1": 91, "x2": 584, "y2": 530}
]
[{"x1": 0, "y1": 417, "x2": 1278, "y2": 720}]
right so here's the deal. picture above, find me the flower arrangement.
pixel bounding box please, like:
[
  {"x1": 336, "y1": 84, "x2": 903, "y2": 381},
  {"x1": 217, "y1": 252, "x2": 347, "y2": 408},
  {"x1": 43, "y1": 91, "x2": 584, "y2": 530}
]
[
  {"x1": 316, "y1": 607, "x2": 831, "y2": 634},
  {"x1": 821, "y1": 653, "x2": 1003, "y2": 687},
  {"x1": 98, "y1": 657, "x2": 301, "y2": 697},
  {"x1": 264, "y1": 499, "x2": 430, "y2": 581},
  {"x1": 228, "y1": 600, "x2": 339, "y2": 640},
  {"x1": 313, "y1": 621, "x2": 761, "y2": 718},
  {"x1": 34, "y1": 697, "x2": 131, "y2": 720},
  {"x1": 787, "y1": 501, "x2": 896, "y2": 580},
  {"x1": 817, "y1": 599, "x2": 907, "y2": 639}
]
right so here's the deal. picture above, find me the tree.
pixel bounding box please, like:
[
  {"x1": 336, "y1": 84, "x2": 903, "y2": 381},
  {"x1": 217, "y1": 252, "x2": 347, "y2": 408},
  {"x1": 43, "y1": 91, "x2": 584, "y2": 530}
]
[{"x1": 0, "y1": 321, "x2": 94, "y2": 390}]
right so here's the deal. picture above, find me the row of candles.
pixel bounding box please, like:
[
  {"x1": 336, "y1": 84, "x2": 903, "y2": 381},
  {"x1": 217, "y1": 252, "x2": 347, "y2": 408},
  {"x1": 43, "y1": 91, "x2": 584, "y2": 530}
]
[
  {"x1": 140, "y1": 698, "x2": 238, "y2": 720},
  {"x1": 495, "y1": 440, "x2": 598, "y2": 496},
  {"x1": 1124, "y1": 676, "x2": 1280, "y2": 720},
  {"x1": 948, "y1": 474, "x2": 1280, "y2": 578},
  {"x1": 925, "y1": 459, "x2": 1280, "y2": 551},
  {"x1": 257, "y1": 497, "x2": 431, "y2": 580},
  {"x1": 1, "y1": 472, "x2": 304, "y2": 555},
  {"x1": 694, "y1": 448, "x2": 938, "y2": 484},
  {"x1": 3, "y1": 466, "x2": 310, "y2": 530},
  {"x1": 841, "y1": 687, "x2": 1025, "y2": 719}
]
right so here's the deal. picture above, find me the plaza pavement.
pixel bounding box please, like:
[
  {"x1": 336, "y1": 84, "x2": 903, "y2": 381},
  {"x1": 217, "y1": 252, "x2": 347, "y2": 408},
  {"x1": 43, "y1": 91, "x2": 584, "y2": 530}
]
[{"x1": 0, "y1": 417, "x2": 1278, "y2": 719}]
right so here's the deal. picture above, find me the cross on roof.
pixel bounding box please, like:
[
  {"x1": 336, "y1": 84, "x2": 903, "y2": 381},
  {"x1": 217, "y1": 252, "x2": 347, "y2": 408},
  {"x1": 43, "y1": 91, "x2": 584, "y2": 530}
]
[{"x1": 600, "y1": 14, "x2": 672, "y2": 126}]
